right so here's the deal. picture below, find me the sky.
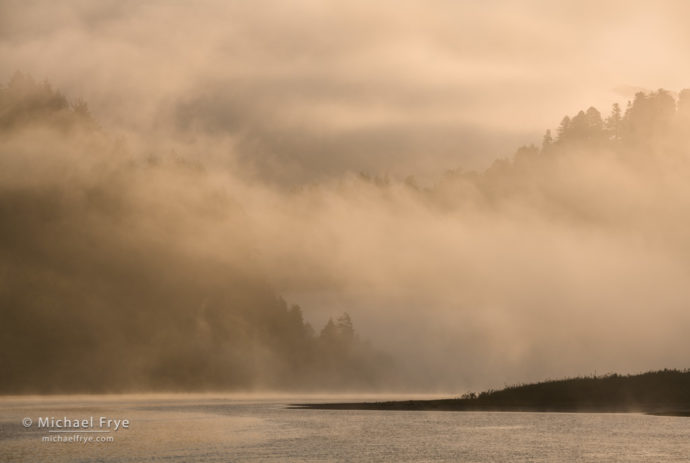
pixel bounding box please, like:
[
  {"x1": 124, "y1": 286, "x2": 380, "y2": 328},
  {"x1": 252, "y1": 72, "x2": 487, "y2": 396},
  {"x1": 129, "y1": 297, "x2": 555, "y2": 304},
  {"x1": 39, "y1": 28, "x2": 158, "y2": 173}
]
[
  {"x1": 2, "y1": 0, "x2": 690, "y2": 181},
  {"x1": 2, "y1": 0, "x2": 690, "y2": 392}
]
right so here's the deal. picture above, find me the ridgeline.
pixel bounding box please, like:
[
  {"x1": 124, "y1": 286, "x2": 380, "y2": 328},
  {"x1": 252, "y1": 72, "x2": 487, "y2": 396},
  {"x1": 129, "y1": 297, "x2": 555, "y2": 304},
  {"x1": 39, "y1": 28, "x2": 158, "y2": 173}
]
[{"x1": 293, "y1": 369, "x2": 690, "y2": 415}]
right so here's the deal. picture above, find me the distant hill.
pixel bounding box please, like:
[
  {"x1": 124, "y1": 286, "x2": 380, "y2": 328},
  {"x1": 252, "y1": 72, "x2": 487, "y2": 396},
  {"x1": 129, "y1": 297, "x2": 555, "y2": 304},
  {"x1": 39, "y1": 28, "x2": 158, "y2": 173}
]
[
  {"x1": 295, "y1": 369, "x2": 690, "y2": 414},
  {"x1": 0, "y1": 73, "x2": 393, "y2": 393}
]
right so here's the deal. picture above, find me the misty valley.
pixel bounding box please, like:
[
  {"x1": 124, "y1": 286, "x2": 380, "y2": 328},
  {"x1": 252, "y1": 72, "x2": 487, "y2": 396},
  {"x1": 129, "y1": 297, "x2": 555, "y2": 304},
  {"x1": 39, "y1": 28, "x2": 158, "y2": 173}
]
[
  {"x1": 2, "y1": 73, "x2": 690, "y2": 397},
  {"x1": 5, "y1": 3, "x2": 690, "y2": 462}
]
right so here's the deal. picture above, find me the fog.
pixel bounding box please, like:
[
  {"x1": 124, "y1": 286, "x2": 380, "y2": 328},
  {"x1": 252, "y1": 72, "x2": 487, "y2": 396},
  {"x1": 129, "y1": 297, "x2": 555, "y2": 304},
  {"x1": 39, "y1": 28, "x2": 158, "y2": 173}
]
[
  {"x1": 1, "y1": 1, "x2": 690, "y2": 393},
  {"x1": 5, "y1": 0, "x2": 690, "y2": 180}
]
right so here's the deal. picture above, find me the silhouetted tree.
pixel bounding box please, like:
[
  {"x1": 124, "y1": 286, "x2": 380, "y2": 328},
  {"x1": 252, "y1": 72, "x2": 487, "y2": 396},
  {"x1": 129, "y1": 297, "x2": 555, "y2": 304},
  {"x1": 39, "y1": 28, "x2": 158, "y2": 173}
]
[
  {"x1": 585, "y1": 107, "x2": 603, "y2": 131},
  {"x1": 541, "y1": 129, "x2": 553, "y2": 151},
  {"x1": 605, "y1": 102, "x2": 622, "y2": 141},
  {"x1": 622, "y1": 89, "x2": 675, "y2": 145},
  {"x1": 0, "y1": 71, "x2": 95, "y2": 132},
  {"x1": 514, "y1": 144, "x2": 539, "y2": 165},
  {"x1": 336, "y1": 312, "x2": 355, "y2": 341},
  {"x1": 556, "y1": 116, "x2": 570, "y2": 142}
]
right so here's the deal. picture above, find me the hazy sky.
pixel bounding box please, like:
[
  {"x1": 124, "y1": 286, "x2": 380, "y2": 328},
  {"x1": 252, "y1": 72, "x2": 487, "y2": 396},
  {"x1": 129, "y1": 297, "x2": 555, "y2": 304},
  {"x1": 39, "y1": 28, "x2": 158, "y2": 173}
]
[
  {"x1": 2, "y1": 0, "x2": 690, "y2": 392},
  {"x1": 2, "y1": 0, "x2": 690, "y2": 181}
]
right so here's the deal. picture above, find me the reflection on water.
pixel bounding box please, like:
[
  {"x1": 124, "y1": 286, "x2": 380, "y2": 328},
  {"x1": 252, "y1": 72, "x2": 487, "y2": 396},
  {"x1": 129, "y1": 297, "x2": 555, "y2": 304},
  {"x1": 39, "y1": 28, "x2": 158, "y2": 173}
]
[{"x1": 0, "y1": 395, "x2": 688, "y2": 462}]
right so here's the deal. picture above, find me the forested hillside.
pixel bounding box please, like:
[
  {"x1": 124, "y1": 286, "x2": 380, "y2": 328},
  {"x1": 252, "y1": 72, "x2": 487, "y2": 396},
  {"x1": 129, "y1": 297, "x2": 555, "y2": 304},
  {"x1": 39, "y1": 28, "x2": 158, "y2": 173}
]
[{"x1": 0, "y1": 73, "x2": 391, "y2": 393}]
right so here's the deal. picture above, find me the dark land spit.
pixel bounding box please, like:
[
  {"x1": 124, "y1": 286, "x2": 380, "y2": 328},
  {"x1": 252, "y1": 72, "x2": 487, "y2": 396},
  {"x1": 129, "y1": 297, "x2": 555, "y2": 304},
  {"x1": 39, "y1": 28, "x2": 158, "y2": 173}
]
[{"x1": 292, "y1": 369, "x2": 690, "y2": 415}]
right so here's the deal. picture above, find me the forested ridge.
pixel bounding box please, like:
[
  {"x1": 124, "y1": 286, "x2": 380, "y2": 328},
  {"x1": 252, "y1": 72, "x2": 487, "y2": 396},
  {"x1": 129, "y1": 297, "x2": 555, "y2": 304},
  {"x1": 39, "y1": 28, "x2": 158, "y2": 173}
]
[{"x1": 0, "y1": 73, "x2": 391, "y2": 393}]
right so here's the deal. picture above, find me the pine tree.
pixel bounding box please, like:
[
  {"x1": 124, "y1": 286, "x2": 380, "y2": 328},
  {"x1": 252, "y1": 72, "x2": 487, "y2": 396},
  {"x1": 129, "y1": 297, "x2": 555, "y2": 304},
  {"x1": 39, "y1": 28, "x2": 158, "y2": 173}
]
[
  {"x1": 606, "y1": 103, "x2": 622, "y2": 141},
  {"x1": 556, "y1": 116, "x2": 570, "y2": 142},
  {"x1": 542, "y1": 129, "x2": 553, "y2": 151}
]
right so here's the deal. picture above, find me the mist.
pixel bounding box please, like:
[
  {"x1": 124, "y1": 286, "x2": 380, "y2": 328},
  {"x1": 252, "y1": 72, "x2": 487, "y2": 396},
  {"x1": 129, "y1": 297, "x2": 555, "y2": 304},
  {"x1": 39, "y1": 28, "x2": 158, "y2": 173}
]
[{"x1": 1, "y1": 1, "x2": 690, "y2": 393}]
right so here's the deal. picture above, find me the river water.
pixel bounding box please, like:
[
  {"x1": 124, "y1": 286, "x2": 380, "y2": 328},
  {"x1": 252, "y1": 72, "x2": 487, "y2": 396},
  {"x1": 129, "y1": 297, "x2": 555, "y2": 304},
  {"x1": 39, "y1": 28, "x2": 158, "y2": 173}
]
[{"x1": 0, "y1": 395, "x2": 688, "y2": 462}]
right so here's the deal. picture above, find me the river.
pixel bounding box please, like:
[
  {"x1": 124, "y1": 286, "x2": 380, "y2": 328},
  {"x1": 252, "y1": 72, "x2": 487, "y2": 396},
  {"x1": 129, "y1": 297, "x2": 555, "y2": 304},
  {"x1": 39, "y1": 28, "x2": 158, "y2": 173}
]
[{"x1": 1, "y1": 395, "x2": 688, "y2": 462}]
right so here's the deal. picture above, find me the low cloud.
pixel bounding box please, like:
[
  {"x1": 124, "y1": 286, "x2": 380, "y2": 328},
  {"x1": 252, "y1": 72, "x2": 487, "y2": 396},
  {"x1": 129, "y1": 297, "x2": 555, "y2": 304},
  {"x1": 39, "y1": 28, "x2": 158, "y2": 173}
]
[{"x1": 2, "y1": 1, "x2": 690, "y2": 392}]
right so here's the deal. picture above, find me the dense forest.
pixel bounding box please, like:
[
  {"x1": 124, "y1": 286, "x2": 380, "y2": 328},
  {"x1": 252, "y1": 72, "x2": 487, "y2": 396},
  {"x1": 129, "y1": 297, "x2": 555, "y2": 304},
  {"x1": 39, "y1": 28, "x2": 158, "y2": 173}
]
[
  {"x1": 420, "y1": 87, "x2": 690, "y2": 211},
  {"x1": 297, "y1": 369, "x2": 690, "y2": 413},
  {"x1": 0, "y1": 73, "x2": 392, "y2": 393}
]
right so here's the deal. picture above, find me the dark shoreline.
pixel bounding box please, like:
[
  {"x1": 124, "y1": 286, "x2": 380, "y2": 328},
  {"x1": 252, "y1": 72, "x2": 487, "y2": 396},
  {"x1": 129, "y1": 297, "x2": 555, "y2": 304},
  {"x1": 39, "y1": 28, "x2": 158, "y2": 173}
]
[
  {"x1": 291, "y1": 369, "x2": 690, "y2": 415},
  {"x1": 289, "y1": 401, "x2": 690, "y2": 416}
]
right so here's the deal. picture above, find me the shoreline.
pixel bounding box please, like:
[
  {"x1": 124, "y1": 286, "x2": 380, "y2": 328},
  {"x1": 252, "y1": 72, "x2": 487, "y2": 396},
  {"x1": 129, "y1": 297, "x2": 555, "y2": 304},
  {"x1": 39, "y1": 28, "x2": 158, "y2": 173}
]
[{"x1": 291, "y1": 401, "x2": 690, "y2": 416}]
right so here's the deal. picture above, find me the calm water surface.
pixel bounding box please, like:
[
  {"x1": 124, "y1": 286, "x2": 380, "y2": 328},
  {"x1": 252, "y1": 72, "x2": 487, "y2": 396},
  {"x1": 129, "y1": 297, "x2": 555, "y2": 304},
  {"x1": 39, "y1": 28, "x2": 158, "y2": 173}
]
[{"x1": 0, "y1": 395, "x2": 688, "y2": 462}]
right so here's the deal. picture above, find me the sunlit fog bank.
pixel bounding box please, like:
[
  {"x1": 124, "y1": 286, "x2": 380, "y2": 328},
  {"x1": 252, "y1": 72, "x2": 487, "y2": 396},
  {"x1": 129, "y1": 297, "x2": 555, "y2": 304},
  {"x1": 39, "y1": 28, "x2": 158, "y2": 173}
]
[
  {"x1": 2, "y1": 1, "x2": 690, "y2": 393},
  {"x1": 4, "y1": 1, "x2": 690, "y2": 180}
]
